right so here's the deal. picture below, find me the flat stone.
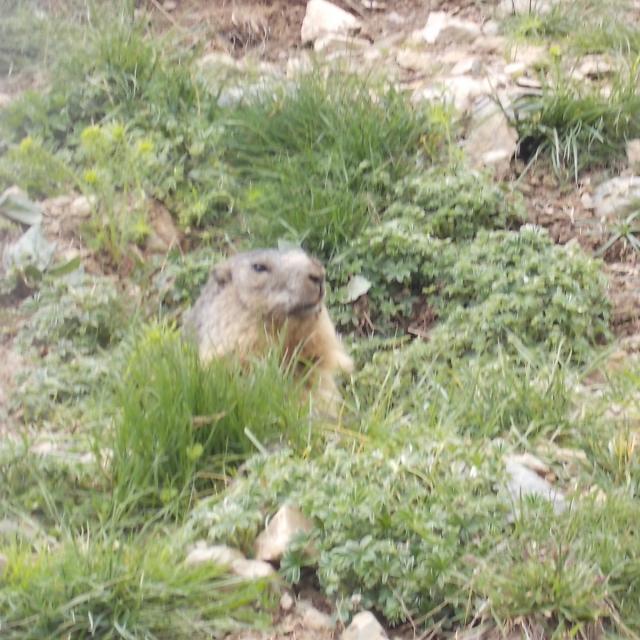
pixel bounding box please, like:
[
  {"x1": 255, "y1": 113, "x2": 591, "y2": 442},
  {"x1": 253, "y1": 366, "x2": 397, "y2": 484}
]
[
  {"x1": 465, "y1": 102, "x2": 518, "y2": 174},
  {"x1": 298, "y1": 600, "x2": 335, "y2": 631},
  {"x1": 255, "y1": 504, "x2": 313, "y2": 562},
  {"x1": 342, "y1": 611, "x2": 388, "y2": 640},
  {"x1": 593, "y1": 176, "x2": 640, "y2": 218},
  {"x1": 504, "y1": 456, "x2": 567, "y2": 514},
  {"x1": 418, "y1": 11, "x2": 481, "y2": 45},
  {"x1": 395, "y1": 48, "x2": 435, "y2": 72},
  {"x1": 301, "y1": 0, "x2": 362, "y2": 45},
  {"x1": 185, "y1": 544, "x2": 245, "y2": 567},
  {"x1": 230, "y1": 558, "x2": 277, "y2": 579}
]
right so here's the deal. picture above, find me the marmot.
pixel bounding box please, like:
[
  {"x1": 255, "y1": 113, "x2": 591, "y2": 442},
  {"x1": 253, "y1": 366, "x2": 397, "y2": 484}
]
[{"x1": 182, "y1": 248, "x2": 353, "y2": 412}]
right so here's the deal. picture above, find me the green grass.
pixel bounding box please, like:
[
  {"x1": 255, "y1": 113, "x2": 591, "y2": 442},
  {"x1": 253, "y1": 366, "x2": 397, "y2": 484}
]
[
  {"x1": 0, "y1": 534, "x2": 276, "y2": 639},
  {"x1": 111, "y1": 325, "x2": 312, "y2": 516},
  {"x1": 505, "y1": 0, "x2": 640, "y2": 55},
  {"x1": 513, "y1": 63, "x2": 640, "y2": 178},
  {"x1": 221, "y1": 70, "x2": 450, "y2": 257}
]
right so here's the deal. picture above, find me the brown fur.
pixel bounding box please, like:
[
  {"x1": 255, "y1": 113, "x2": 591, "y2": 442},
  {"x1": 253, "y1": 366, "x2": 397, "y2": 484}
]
[{"x1": 182, "y1": 248, "x2": 353, "y2": 412}]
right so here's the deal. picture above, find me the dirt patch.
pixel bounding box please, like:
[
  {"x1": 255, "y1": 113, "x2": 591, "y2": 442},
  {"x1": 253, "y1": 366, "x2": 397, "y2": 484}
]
[{"x1": 520, "y1": 168, "x2": 640, "y2": 344}]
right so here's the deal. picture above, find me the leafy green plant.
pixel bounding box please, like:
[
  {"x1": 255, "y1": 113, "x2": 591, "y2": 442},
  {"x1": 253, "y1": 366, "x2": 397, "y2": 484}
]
[
  {"x1": 333, "y1": 222, "x2": 609, "y2": 362},
  {"x1": 0, "y1": 136, "x2": 77, "y2": 198},
  {"x1": 111, "y1": 325, "x2": 311, "y2": 515}
]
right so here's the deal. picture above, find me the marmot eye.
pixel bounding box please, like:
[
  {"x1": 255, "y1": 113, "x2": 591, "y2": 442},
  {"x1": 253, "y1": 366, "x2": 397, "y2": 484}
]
[{"x1": 251, "y1": 263, "x2": 269, "y2": 273}]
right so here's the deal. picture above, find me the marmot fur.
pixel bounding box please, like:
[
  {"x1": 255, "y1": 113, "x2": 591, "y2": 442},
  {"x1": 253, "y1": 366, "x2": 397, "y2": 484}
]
[{"x1": 182, "y1": 248, "x2": 353, "y2": 410}]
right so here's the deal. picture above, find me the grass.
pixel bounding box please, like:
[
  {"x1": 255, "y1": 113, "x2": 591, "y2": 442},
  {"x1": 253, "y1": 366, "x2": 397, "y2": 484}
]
[
  {"x1": 512, "y1": 62, "x2": 640, "y2": 179},
  {"x1": 0, "y1": 533, "x2": 276, "y2": 639},
  {"x1": 505, "y1": 0, "x2": 640, "y2": 55},
  {"x1": 111, "y1": 325, "x2": 312, "y2": 516},
  {"x1": 221, "y1": 70, "x2": 450, "y2": 257}
]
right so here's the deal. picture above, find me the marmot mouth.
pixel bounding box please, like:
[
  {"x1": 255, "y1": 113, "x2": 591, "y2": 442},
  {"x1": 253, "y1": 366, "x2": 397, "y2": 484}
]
[{"x1": 289, "y1": 301, "x2": 322, "y2": 317}]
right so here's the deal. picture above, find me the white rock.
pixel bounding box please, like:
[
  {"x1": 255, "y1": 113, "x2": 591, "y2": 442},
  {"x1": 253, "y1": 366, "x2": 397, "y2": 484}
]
[
  {"x1": 342, "y1": 611, "x2": 388, "y2": 640},
  {"x1": 395, "y1": 48, "x2": 434, "y2": 72},
  {"x1": 627, "y1": 140, "x2": 640, "y2": 169},
  {"x1": 345, "y1": 275, "x2": 372, "y2": 302},
  {"x1": 255, "y1": 504, "x2": 313, "y2": 562},
  {"x1": 442, "y1": 76, "x2": 492, "y2": 112},
  {"x1": 450, "y1": 57, "x2": 482, "y2": 76},
  {"x1": 508, "y1": 44, "x2": 548, "y2": 68},
  {"x1": 197, "y1": 51, "x2": 238, "y2": 70},
  {"x1": 230, "y1": 558, "x2": 277, "y2": 579},
  {"x1": 593, "y1": 176, "x2": 640, "y2": 218},
  {"x1": 504, "y1": 62, "x2": 527, "y2": 78},
  {"x1": 69, "y1": 195, "x2": 94, "y2": 217},
  {"x1": 504, "y1": 456, "x2": 567, "y2": 514},
  {"x1": 185, "y1": 544, "x2": 245, "y2": 567},
  {"x1": 280, "y1": 591, "x2": 295, "y2": 612},
  {"x1": 298, "y1": 600, "x2": 335, "y2": 631},
  {"x1": 574, "y1": 54, "x2": 614, "y2": 79},
  {"x1": 508, "y1": 452, "x2": 550, "y2": 476},
  {"x1": 482, "y1": 19, "x2": 500, "y2": 36},
  {"x1": 301, "y1": 0, "x2": 362, "y2": 45},
  {"x1": 419, "y1": 11, "x2": 481, "y2": 45}
]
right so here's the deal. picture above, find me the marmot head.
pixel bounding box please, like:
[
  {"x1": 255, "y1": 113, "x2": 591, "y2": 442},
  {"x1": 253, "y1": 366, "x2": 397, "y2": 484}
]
[{"x1": 213, "y1": 248, "x2": 326, "y2": 321}]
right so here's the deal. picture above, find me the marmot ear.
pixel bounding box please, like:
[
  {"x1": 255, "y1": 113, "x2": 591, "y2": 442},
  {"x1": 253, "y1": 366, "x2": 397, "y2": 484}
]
[{"x1": 213, "y1": 262, "x2": 232, "y2": 287}]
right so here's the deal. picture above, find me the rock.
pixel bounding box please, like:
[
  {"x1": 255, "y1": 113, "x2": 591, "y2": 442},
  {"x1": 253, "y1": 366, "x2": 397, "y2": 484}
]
[
  {"x1": 508, "y1": 44, "x2": 548, "y2": 68},
  {"x1": 280, "y1": 591, "x2": 295, "y2": 612},
  {"x1": 185, "y1": 544, "x2": 245, "y2": 567},
  {"x1": 344, "y1": 275, "x2": 372, "y2": 302},
  {"x1": 504, "y1": 455, "x2": 567, "y2": 514},
  {"x1": 0, "y1": 552, "x2": 7, "y2": 576},
  {"x1": 342, "y1": 611, "x2": 388, "y2": 640},
  {"x1": 416, "y1": 75, "x2": 491, "y2": 113},
  {"x1": 504, "y1": 62, "x2": 527, "y2": 78},
  {"x1": 450, "y1": 57, "x2": 482, "y2": 76},
  {"x1": 417, "y1": 11, "x2": 481, "y2": 46},
  {"x1": 301, "y1": 0, "x2": 362, "y2": 45},
  {"x1": 230, "y1": 558, "x2": 277, "y2": 579},
  {"x1": 255, "y1": 504, "x2": 313, "y2": 562},
  {"x1": 298, "y1": 600, "x2": 335, "y2": 631},
  {"x1": 146, "y1": 200, "x2": 180, "y2": 253},
  {"x1": 69, "y1": 195, "x2": 94, "y2": 218},
  {"x1": 574, "y1": 54, "x2": 614, "y2": 80},
  {"x1": 627, "y1": 140, "x2": 640, "y2": 169},
  {"x1": 593, "y1": 176, "x2": 640, "y2": 219},
  {"x1": 507, "y1": 452, "x2": 550, "y2": 476},
  {"x1": 395, "y1": 48, "x2": 434, "y2": 72}
]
